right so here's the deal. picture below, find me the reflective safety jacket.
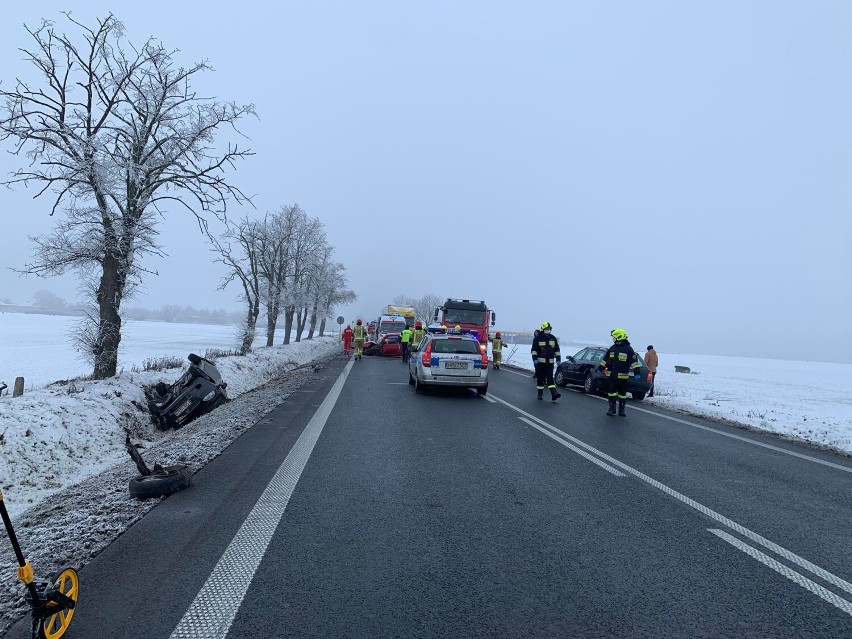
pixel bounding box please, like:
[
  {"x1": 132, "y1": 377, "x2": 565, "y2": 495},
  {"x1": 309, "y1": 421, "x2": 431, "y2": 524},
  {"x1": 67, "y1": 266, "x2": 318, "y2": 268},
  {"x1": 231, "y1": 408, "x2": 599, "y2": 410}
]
[
  {"x1": 353, "y1": 325, "x2": 367, "y2": 341},
  {"x1": 400, "y1": 329, "x2": 412, "y2": 344},
  {"x1": 490, "y1": 338, "x2": 506, "y2": 353},
  {"x1": 599, "y1": 340, "x2": 640, "y2": 379},
  {"x1": 531, "y1": 334, "x2": 561, "y2": 364},
  {"x1": 412, "y1": 328, "x2": 426, "y2": 347}
]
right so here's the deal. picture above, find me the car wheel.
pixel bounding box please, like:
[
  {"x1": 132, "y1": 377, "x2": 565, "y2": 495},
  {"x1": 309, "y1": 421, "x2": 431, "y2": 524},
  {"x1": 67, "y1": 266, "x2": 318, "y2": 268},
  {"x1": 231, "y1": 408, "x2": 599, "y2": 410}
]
[
  {"x1": 632, "y1": 392, "x2": 645, "y2": 401},
  {"x1": 583, "y1": 372, "x2": 595, "y2": 394},
  {"x1": 408, "y1": 371, "x2": 415, "y2": 385},
  {"x1": 414, "y1": 375, "x2": 427, "y2": 394},
  {"x1": 128, "y1": 465, "x2": 192, "y2": 499},
  {"x1": 554, "y1": 368, "x2": 566, "y2": 387},
  {"x1": 477, "y1": 384, "x2": 488, "y2": 396}
]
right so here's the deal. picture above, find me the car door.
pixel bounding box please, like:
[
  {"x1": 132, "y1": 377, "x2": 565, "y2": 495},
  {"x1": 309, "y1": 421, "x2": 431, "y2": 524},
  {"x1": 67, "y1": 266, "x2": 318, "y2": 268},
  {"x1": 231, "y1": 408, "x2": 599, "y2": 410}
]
[{"x1": 564, "y1": 348, "x2": 588, "y2": 384}]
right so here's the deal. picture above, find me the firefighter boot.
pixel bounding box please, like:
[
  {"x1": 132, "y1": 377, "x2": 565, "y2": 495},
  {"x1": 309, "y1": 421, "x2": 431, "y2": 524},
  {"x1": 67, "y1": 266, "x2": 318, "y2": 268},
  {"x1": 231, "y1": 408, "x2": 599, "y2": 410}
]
[
  {"x1": 606, "y1": 399, "x2": 617, "y2": 416},
  {"x1": 551, "y1": 388, "x2": 561, "y2": 402},
  {"x1": 618, "y1": 399, "x2": 627, "y2": 417},
  {"x1": 537, "y1": 389, "x2": 544, "y2": 400}
]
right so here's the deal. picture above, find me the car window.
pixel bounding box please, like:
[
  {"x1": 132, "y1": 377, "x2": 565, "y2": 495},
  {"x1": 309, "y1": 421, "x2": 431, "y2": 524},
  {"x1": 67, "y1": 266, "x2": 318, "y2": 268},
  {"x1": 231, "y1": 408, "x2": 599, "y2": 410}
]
[
  {"x1": 385, "y1": 335, "x2": 400, "y2": 343},
  {"x1": 587, "y1": 350, "x2": 604, "y2": 362},
  {"x1": 636, "y1": 354, "x2": 646, "y2": 366},
  {"x1": 573, "y1": 348, "x2": 588, "y2": 360},
  {"x1": 432, "y1": 339, "x2": 481, "y2": 354}
]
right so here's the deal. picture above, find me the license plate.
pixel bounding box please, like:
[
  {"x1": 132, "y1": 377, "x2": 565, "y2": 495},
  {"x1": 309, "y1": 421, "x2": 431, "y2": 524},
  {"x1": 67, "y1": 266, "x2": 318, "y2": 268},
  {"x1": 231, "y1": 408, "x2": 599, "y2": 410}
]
[{"x1": 445, "y1": 361, "x2": 468, "y2": 369}]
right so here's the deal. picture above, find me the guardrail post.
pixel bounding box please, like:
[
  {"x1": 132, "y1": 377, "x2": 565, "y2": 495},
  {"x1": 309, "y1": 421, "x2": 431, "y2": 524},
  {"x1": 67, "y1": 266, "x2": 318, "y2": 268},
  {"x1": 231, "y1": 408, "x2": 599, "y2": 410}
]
[{"x1": 12, "y1": 377, "x2": 24, "y2": 397}]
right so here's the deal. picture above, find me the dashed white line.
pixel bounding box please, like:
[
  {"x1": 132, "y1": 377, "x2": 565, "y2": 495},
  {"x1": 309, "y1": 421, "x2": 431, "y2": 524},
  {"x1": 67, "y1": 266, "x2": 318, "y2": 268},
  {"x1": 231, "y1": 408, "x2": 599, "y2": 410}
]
[
  {"x1": 518, "y1": 417, "x2": 625, "y2": 477},
  {"x1": 170, "y1": 360, "x2": 353, "y2": 639},
  {"x1": 709, "y1": 529, "x2": 852, "y2": 617},
  {"x1": 481, "y1": 394, "x2": 498, "y2": 403},
  {"x1": 488, "y1": 392, "x2": 852, "y2": 601}
]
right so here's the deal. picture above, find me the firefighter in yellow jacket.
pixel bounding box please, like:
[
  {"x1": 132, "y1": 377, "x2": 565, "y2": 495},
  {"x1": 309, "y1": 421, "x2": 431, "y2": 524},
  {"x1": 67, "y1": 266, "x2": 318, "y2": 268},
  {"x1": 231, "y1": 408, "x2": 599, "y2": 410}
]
[
  {"x1": 353, "y1": 319, "x2": 367, "y2": 360},
  {"x1": 490, "y1": 332, "x2": 506, "y2": 370},
  {"x1": 411, "y1": 321, "x2": 426, "y2": 349}
]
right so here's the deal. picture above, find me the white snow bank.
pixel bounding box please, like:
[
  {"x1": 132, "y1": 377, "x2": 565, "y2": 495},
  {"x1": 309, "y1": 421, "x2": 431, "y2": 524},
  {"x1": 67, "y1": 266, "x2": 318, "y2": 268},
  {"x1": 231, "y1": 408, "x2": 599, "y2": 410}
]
[
  {"x1": 499, "y1": 343, "x2": 852, "y2": 456},
  {"x1": 0, "y1": 336, "x2": 339, "y2": 517}
]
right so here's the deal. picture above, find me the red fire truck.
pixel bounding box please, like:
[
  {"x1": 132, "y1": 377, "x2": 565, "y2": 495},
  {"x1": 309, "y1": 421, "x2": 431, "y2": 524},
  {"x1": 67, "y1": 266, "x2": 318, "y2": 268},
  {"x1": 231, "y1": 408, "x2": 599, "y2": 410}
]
[{"x1": 431, "y1": 299, "x2": 495, "y2": 347}]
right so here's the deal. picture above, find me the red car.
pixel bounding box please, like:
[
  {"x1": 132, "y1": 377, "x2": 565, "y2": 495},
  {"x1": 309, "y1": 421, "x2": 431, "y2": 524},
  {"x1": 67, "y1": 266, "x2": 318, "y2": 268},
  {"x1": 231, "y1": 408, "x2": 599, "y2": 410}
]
[{"x1": 364, "y1": 333, "x2": 402, "y2": 357}]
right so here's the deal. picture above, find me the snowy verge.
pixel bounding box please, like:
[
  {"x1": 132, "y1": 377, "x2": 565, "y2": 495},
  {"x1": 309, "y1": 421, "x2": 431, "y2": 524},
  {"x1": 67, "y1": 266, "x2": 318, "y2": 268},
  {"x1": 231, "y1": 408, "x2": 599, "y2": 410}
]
[
  {"x1": 0, "y1": 336, "x2": 339, "y2": 517},
  {"x1": 0, "y1": 338, "x2": 340, "y2": 636},
  {"x1": 497, "y1": 344, "x2": 852, "y2": 457}
]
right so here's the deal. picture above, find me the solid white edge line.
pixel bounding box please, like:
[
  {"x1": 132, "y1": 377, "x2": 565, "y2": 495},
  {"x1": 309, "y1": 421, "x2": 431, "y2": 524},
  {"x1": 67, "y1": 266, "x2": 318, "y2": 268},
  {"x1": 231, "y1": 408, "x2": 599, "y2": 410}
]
[
  {"x1": 482, "y1": 394, "x2": 498, "y2": 403},
  {"x1": 629, "y1": 404, "x2": 852, "y2": 474},
  {"x1": 518, "y1": 417, "x2": 625, "y2": 477},
  {"x1": 170, "y1": 359, "x2": 354, "y2": 639},
  {"x1": 709, "y1": 529, "x2": 852, "y2": 617},
  {"x1": 504, "y1": 366, "x2": 852, "y2": 473},
  {"x1": 488, "y1": 392, "x2": 852, "y2": 598}
]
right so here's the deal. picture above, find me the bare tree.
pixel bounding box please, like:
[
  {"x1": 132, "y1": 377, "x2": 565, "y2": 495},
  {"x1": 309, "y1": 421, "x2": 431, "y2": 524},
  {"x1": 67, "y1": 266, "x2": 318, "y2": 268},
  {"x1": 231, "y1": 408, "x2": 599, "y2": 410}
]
[
  {"x1": 210, "y1": 218, "x2": 263, "y2": 354},
  {"x1": 0, "y1": 14, "x2": 255, "y2": 378},
  {"x1": 33, "y1": 289, "x2": 66, "y2": 310},
  {"x1": 414, "y1": 293, "x2": 444, "y2": 325}
]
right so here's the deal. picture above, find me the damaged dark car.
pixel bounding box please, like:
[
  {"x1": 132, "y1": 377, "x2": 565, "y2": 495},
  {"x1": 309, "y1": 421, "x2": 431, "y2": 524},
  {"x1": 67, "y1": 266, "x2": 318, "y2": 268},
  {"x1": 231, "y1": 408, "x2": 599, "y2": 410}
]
[{"x1": 146, "y1": 353, "x2": 229, "y2": 430}]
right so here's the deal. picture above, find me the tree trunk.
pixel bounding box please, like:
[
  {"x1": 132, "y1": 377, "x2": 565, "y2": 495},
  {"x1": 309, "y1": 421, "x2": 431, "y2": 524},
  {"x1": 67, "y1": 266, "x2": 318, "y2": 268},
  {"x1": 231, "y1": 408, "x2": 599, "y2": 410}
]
[
  {"x1": 283, "y1": 306, "x2": 295, "y2": 345},
  {"x1": 93, "y1": 253, "x2": 124, "y2": 379},
  {"x1": 240, "y1": 299, "x2": 260, "y2": 354},
  {"x1": 307, "y1": 300, "x2": 318, "y2": 340},
  {"x1": 319, "y1": 318, "x2": 326, "y2": 337},
  {"x1": 295, "y1": 307, "x2": 308, "y2": 342},
  {"x1": 265, "y1": 303, "x2": 278, "y2": 347}
]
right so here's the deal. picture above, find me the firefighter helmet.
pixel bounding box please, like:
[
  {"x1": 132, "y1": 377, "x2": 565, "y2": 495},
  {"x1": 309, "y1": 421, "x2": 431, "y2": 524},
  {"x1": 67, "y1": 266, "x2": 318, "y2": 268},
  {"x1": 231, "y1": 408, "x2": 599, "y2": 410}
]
[
  {"x1": 611, "y1": 328, "x2": 627, "y2": 342},
  {"x1": 540, "y1": 321, "x2": 552, "y2": 331},
  {"x1": 356, "y1": 319, "x2": 362, "y2": 325},
  {"x1": 495, "y1": 332, "x2": 502, "y2": 338},
  {"x1": 415, "y1": 320, "x2": 423, "y2": 328}
]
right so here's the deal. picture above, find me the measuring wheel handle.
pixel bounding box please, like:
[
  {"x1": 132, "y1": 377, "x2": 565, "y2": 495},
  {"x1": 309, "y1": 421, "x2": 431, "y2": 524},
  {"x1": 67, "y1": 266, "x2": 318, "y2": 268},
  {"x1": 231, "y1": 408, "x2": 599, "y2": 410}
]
[{"x1": 0, "y1": 490, "x2": 79, "y2": 639}]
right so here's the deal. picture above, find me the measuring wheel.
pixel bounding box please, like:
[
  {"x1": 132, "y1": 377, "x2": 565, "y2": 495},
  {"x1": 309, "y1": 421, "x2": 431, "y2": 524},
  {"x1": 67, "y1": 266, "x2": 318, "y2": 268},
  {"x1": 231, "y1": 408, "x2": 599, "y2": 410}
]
[{"x1": 37, "y1": 567, "x2": 79, "y2": 639}]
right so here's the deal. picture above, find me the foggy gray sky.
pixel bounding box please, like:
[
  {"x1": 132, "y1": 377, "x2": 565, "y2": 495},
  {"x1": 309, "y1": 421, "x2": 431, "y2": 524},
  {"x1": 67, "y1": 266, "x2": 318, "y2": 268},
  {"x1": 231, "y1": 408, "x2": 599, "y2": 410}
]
[{"x1": 1, "y1": 2, "x2": 850, "y2": 363}]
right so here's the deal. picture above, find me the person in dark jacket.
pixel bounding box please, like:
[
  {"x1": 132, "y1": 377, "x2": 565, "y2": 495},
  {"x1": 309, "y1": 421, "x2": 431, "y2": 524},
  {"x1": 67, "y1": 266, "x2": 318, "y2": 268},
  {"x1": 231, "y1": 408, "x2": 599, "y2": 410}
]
[
  {"x1": 598, "y1": 328, "x2": 640, "y2": 416},
  {"x1": 531, "y1": 322, "x2": 562, "y2": 401},
  {"x1": 530, "y1": 329, "x2": 541, "y2": 378}
]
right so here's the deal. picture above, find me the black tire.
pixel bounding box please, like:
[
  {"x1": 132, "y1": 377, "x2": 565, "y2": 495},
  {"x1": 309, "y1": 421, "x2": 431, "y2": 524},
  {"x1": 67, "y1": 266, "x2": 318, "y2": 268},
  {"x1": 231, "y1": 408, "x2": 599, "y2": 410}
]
[
  {"x1": 408, "y1": 372, "x2": 415, "y2": 385},
  {"x1": 632, "y1": 392, "x2": 646, "y2": 401},
  {"x1": 477, "y1": 384, "x2": 488, "y2": 396},
  {"x1": 129, "y1": 466, "x2": 192, "y2": 499},
  {"x1": 414, "y1": 376, "x2": 425, "y2": 394},
  {"x1": 554, "y1": 368, "x2": 567, "y2": 387},
  {"x1": 188, "y1": 353, "x2": 202, "y2": 365},
  {"x1": 583, "y1": 372, "x2": 595, "y2": 394}
]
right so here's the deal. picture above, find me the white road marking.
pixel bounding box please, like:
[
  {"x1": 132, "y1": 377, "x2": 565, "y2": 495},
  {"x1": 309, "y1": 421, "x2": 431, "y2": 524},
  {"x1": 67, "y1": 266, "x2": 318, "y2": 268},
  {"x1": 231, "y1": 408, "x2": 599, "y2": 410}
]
[
  {"x1": 488, "y1": 392, "x2": 852, "y2": 600},
  {"x1": 502, "y1": 367, "x2": 535, "y2": 378},
  {"x1": 709, "y1": 529, "x2": 852, "y2": 617},
  {"x1": 481, "y1": 394, "x2": 498, "y2": 403},
  {"x1": 169, "y1": 360, "x2": 354, "y2": 639},
  {"x1": 628, "y1": 404, "x2": 852, "y2": 474},
  {"x1": 518, "y1": 417, "x2": 625, "y2": 477},
  {"x1": 387, "y1": 382, "x2": 410, "y2": 385}
]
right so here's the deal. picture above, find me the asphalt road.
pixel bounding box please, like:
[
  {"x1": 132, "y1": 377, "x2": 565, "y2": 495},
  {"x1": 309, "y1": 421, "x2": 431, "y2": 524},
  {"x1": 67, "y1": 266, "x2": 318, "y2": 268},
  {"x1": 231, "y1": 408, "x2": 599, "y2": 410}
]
[{"x1": 7, "y1": 354, "x2": 852, "y2": 638}]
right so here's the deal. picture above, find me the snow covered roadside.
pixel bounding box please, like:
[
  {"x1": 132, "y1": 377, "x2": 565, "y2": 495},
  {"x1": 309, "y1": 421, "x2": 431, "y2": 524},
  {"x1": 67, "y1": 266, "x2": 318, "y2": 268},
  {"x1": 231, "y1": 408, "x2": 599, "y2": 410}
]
[
  {"x1": 498, "y1": 343, "x2": 852, "y2": 456},
  {"x1": 0, "y1": 336, "x2": 340, "y2": 635},
  {"x1": 0, "y1": 336, "x2": 338, "y2": 517}
]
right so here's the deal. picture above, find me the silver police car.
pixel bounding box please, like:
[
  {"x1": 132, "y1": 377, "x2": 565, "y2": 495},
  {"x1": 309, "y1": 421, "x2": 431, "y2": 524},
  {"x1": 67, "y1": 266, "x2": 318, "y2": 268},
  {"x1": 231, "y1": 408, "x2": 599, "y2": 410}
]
[{"x1": 408, "y1": 328, "x2": 489, "y2": 395}]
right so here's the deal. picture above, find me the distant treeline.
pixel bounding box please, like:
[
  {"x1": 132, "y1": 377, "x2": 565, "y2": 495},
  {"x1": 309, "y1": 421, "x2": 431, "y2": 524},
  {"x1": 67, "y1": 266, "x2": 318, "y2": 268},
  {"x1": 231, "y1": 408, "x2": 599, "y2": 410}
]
[
  {"x1": 1, "y1": 297, "x2": 241, "y2": 326},
  {"x1": 122, "y1": 306, "x2": 241, "y2": 325}
]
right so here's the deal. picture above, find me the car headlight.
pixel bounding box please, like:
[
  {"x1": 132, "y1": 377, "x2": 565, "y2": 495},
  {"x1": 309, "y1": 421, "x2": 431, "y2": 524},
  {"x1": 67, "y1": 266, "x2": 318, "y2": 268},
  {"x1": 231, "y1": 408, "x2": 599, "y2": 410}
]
[{"x1": 202, "y1": 390, "x2": 217, "y2": 402}]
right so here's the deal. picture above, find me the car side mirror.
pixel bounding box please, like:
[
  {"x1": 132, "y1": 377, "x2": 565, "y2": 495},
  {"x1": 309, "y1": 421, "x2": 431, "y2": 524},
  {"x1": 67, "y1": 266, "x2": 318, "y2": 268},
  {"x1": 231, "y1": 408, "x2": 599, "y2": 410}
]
[{"x1": 567, "y1": 356, "x2": 575, "y2": 362}]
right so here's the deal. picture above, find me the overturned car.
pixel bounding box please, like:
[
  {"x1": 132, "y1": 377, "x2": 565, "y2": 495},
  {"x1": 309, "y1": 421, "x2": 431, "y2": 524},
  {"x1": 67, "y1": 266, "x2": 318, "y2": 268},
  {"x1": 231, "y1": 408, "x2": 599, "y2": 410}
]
[{"x1": 146, "y1": 353, "x2": 229, "y2": 430}]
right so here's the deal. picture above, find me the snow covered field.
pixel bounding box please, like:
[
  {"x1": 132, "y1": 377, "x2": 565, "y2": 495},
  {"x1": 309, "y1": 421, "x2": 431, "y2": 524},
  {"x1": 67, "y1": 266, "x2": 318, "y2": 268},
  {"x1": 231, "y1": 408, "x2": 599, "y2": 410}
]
[
  {"x1": 497, "y1": 341, "x2": 852, "y2": 456},
  {"x1": 0, "y1": 313, "x2": 288, "y2": 391},
  {"x1": 0, "y1": 313, "x2": 340, "y2": 516}
]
